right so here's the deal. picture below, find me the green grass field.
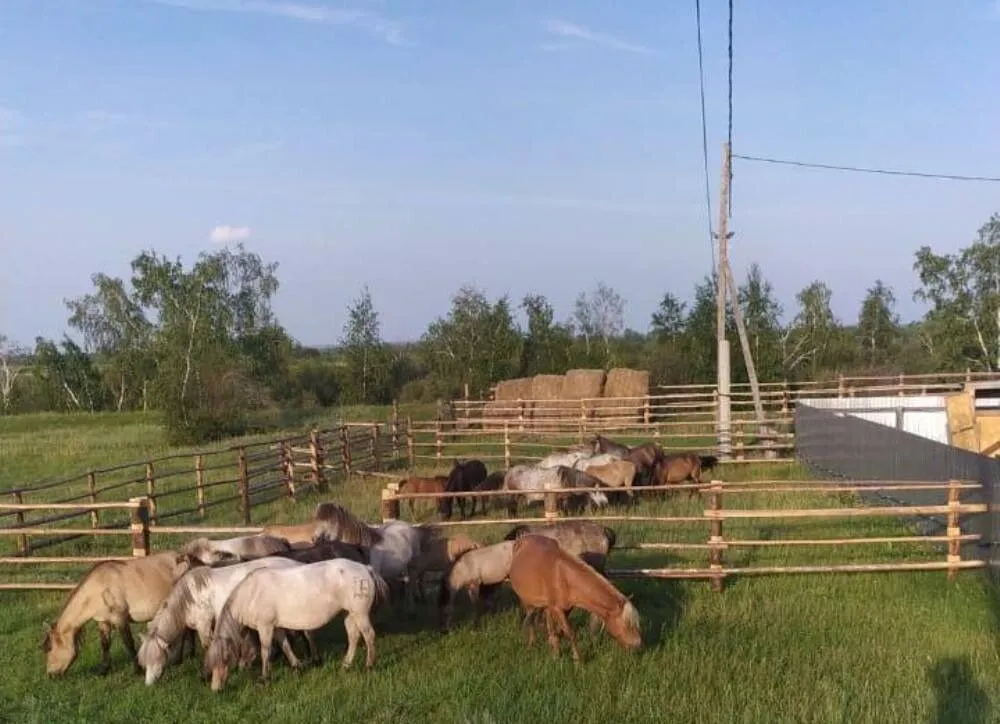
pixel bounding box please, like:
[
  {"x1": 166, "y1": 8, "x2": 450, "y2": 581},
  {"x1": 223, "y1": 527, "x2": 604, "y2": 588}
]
[{"x1": 1, "y1": 409, "x2": 999, "y2": 723}]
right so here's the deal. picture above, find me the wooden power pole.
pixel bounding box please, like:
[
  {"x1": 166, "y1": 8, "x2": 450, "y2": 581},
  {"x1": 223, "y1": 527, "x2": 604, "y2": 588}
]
[
  {"x1": 716, "y1": 142, "x2": 767, "y2": 460},
  {"x1": 716, "y1": 143, "x2": 732, "y2": 460}
]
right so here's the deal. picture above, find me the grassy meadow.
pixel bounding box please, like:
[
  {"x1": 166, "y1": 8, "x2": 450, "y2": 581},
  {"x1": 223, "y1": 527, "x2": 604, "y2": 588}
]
[{"x1": 1, "y1": 409, "x2": 999, "y2": 723}]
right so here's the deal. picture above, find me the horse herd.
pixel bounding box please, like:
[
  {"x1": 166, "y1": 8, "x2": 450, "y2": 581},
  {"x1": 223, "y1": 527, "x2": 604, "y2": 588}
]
[
  {"x1": 38, "y1": 434, "x2": 716, "y2": 692},
  {"x1": 400, "y1": 433, "x2": 719, "y2": 520}
]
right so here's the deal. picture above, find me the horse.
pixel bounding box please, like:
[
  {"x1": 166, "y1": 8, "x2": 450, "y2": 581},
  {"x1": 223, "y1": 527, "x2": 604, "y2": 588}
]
[
  {"x1": 502, "y1": 465, "x2": 607, "y2": 517},
  {"x1": 260, "y1": 520, "x2": 326, "y2": 548},
  {"x1": 406, "y1": 532, "x2": 482, "y2": 602},
  {"x1": 178, "y1": 534, "x2": 292, "y2": 567},
  {"x1": 136, "y1": 557, "x2": 304, "y2": 685},
  {"x1": 651, "y1": 452, "x2": 719, "y2": 498},
  {"x1": 470, "y1": 470, "x2": 506, "y2": 516},
  {"x1": 313, "y1": 502, "x2": 437, "y2": 604},
  {"x1": 590, "y1": 434, "x2": 631, "y2": 458},
  {"x1": 503, "y1": 520, "x2": 617, "y2": 576},
  {"x1": 396, "y1": 475, "x2": 448, "y2": 518},
  {"x1": 553, "y1": 466, "x2": 610, "y2": 514},
  {"x1": 271, "y1": 538, "x2": 370, "y2": 565},
  {"x1": 625, "y1": 442, "x2": 664, "y2": 486},
  {"x1": 203, "y1": 559, "x2": 391, "y2": 691},
  {"x1": 507, "y1": 535, "x2": 642, "y2": 663},
  {"x1": 42, "y1": 550, "x2": 191, "y2": 677},
  {"x1": 438, "y1": 540, "x2": 515, "y2": 631},
  {"x1": 441, "y1": 459, "x2": 489, "y2": 520},
  {"x1": 537, "y1": 450, "x2": 592, "y2": 469},
  {"x1": 581, "y1": 459, "x2": 637, "y2": 500}
]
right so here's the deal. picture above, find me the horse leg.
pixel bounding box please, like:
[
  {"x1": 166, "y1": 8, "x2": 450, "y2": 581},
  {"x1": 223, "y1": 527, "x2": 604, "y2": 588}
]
[
  {"x1": 544, "y1": 609, "x2": 561, "y2": 659},
  {"x1": 468, "y1": 582, "x2": 482, "y2": 627},
  {"x1": 274, "y1": 629, "x2": 303, "y2": 670},
  {"x1": 552, "y1": 608, "x2": 581, "y2": 664},
  {"x1": 118, "y1": 622, "x2": 141, "y2": 674},
  {"x1": 522, "y1": 608, "x2": 538, "y2": 647},
  {"x1": 341, "y1": 615, "x2": 360, "y2": 670},
  {"x1": 96, "y1": 621, "x2": 113, "y2": 675},
  {"x1": 303, "y1": 630, "x2": 320, "y2": 665},
  {"x1": 257, "y1": 626, "x2": 274, "y2": 682},
  {"x1": 356, "y1": 613, "x2": 378, "y2": 670},
  {"x1": 588, "y1": 612, "x2": 604, "y2": 634}
]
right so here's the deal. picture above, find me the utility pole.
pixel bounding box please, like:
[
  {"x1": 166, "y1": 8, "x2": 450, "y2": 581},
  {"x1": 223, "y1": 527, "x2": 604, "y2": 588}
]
[{"x1": 716, "y1": 142, "x2": 732, "y2": 460}]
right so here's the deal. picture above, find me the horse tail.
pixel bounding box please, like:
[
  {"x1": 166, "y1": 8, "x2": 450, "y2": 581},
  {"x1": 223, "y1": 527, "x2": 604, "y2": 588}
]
[
  {"x1": 699, "y1": 455, "x2": 719, "y2": 471},
  {"x1": 503, "y1": 524, "x2": 528, "y2": 542},
  {"x1": 603, "y1": 526, "x2": 617, "y2": 550},
  {"x1": 437, "y1": 563, "x2": 456, "y2": 610},
  {"x1": 368, "y1": 568, "x2": 391, "y2": 612}
]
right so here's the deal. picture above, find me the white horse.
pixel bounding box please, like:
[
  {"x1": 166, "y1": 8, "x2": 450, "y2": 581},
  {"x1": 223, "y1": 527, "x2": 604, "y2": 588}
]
[
  {"x1": 203, "y1": 559, "x2": 391, "y2": 691},
  {"x1": 137, "y1": 556, "x2": 303, "y2": 685},
  {"x1": 537, "y1": 450, "x2": 592, "y2": 469},
  {"x1": 438, "y1": 540, "x2": 515, "y2": 630}
]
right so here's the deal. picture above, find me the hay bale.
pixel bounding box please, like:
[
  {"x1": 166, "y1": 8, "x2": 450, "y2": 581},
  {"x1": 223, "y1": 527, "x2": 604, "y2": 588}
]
[
  {"x1": 560, "y1": 369, "x2": 607, "y2": 419},
  {"x1": 528, "y1": 374, "x2": 565, "y2": 425},
  {"x1": 596, "y1": 368, "x2": 650, "y2": 422},
  {"x1": 483, "y1": 377, "x2": 534, "y2": 430}
]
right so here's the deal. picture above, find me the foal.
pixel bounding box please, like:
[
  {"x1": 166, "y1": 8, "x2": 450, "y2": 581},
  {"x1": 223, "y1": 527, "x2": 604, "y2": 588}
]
[{"x1": 507, "y1": 535, "x2": 641, "y2": 663}]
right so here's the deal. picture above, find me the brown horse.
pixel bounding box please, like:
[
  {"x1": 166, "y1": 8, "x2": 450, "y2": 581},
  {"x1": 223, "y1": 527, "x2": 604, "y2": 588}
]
[
  {"x1": 507, "y1": 535, "x2": 641, "y2": 662},
  {"x1": 406, "y1": 532, "x2": 482, "y2": 602},
  {"x1": 42, "y1": 550, "x2": 191, "y2": 676},
  {"x1": 397, "y1": 475, "x2": 448, "y2": 518},
  {"x1": 626, "y1": 442, "x2": 664, "y2": 485},
  {"x1": 271, "y1": 538, "x2": 370, "y2": 564},
  {"x1": 261, "y1": 520, "x2": 326, "y2": 547},
  {"x1": 582, "y1": 460, "x2": 637, "y2": 500},
  {"x1": 652, "y1": 452, "x2": 719, "y2": 497}
]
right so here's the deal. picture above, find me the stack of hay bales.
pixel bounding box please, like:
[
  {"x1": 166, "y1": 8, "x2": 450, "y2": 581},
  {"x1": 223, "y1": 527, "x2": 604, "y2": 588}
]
[
  {"x1": 482, "y1": 377, "x2": 533, "y2": 430},
  {"x1": 596, "y1": 368, "x2": 651, "y2": 423},
  {"x1": 528, "y1": 374, "x2": 566, "y2": 430},
  {"x1": 560, "y1": 369, "x2": 607, "y2": 422}
]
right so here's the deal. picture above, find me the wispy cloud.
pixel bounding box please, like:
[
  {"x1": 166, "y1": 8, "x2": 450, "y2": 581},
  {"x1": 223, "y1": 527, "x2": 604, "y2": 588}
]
[
  {"x1": 542, "y1": 19, "x2": 656, "y2": 56},
  {"x1": 148, "y1": 0, "x2": 408, "y2": 46},
  {"x1": 210, "y1": 224, "x2": 252, "y2": 243}
]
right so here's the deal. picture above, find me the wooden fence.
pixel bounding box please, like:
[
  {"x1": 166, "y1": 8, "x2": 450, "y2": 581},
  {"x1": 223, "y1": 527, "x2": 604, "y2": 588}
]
[
  {"x1": 454, "y1": 370, "x2": 1000, "y2": 433},
  {"x1": 380, "y1": 477, "x2": 988, "y2": 589},
  {"x1": 0, "y1": 419, "x2": 408, "y2": 562},
  {"x1": 404, "y1": 418, "x2": 795, "y2": 468}
]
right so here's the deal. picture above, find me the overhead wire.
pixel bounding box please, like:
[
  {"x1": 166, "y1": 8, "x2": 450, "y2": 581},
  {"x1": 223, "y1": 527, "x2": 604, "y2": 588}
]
[
  {"x1": 732, "y1": 153, "x2": 1000, "y2": 183},
  {"x1": 694, "y1": 0, "x2": 716, "y2": 272}
]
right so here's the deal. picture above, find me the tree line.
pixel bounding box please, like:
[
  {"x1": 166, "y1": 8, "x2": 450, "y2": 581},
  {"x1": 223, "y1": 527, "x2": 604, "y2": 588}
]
[{"x1": 3, "y1": 212, "x2": 1000, "y2": 442}]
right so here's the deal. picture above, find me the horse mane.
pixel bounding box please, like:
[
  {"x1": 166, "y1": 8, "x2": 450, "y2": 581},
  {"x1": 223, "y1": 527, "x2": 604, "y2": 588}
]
[
  {"x1": 149, "y1": 567, "x2": 204, "y2": 638},
  {"x1": 537, "y1": 538, "x2": 628, "y2": 606},
  {"x1": 49, "y1": 559, "x2": 125, "y2": 630},
  {"x1": 314, "y1": 503, "x2": 383, "y2": 546}
]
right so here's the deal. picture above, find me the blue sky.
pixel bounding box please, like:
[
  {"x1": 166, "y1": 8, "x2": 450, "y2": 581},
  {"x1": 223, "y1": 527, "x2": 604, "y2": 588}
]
[{"x1": 1, "y1": 0, "x2": 999, "y2": 347}]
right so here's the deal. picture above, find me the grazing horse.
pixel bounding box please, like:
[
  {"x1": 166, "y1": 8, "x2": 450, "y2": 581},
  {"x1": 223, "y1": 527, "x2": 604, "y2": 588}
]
[
  {"x1": 137, "y1": 557, "x2": 304, "y2": 685},
  {"x1": 42, "y1": 551, "x2": 191, "y2": 676},
  {"x1": 438, "y1": 540, "x2": 515, "y2": 631},
  {"x1": 313, "y1": 502, "x2": 437, "y2": 603},
  {"x1": 503, "y1": 520, "x2": 616, "y2": 575},
  {"x1": 396, "y1": 475, "x2": 448, "y2": 518},
  {"x1": 652, "y1": 452, "x2": 719, "y2": 498},
  {"x1": 590, "y1": 434, "x2": 631, "y2": 458},
  {"x1": 441, "y1": 459, "x2": 489, "y2": 520},
  {"x1": 178, "y1": 534, "x2": 292, "y2": 567},
  {"x1": 507, "y1": 535, "x2": 642, "y2": 662},
  {"x1": 203, "y1": 559, "x2": 390, "y2": 691},
  {"x1": 581, "y1": 460, "x2": 637, "y2": 500},
  {"x1": 406, "y1": 533, "x2": 482, "y2": 602},
  {"x1": 502, "y1": 465, "x2": 607, "y2": 517}
]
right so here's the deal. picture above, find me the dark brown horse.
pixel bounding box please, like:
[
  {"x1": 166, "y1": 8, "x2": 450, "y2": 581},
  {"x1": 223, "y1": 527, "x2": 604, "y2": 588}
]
[
  {"x1": 590, "y1": 434, "x2": 631, "y2": 458},
  {"x1": 397, "y1": 476, "x2": 448, "y2": 518},
  {"x1": 441, "y1": 459, "x2": 488, "y2": 520},
  {"x1": 626, "y1": 442, "x2": 664, "y2": 486},
  {"x1": 470, "y1": 470, "x2": 506, "y2": 516},
  {"x1": 507, "y1": 535, "x2": 641, "y2": 663},
  {"x1": 651, "y1": 452, "x2": 718, "y2": 497}
]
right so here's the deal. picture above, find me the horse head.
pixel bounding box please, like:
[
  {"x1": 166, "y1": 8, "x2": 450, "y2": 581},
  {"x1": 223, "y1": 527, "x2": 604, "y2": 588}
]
[
  {"x1": 606, "y1": 598, "x2": 643, "y2": 652},
  {"x1": 42, "y1": 622, "x2": 81, "y2": 676}
]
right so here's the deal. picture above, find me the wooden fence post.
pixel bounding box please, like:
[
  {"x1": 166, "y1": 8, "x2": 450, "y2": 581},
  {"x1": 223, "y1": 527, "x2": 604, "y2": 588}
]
[
  {"x1": 380, "y1": 484, "x2": 400, "y2": 522},
  {"x1": 504, "y1": 421, "x2": 511, "y2": 469},
  {"x1": 391, "y1": 401, "x2": 400, "y2": 457},
  {"x1": 406, "y1": 417, "x2": 415, "y2": 469},
  {"x1": 87, "y1": 471, "x2": 99, "y2": 528},
  {"x1": 195, "y1": 454, "x2": 206, "y2": 517},
  {"x1": 947, "y1": 479, "x2": 962, "y2": 582},
  {"x1": 435, "y1": 421, "x2": 443, "y2": 465},
  {"x1": 11, "y1": 490, "x2": 27, "y2": 555},
  {"x1": 709, "y1": 481, "x2": 725, "y2": 592},
  {"x1": 340, "y1": 427, "x2": 352, "y2": 478},
  {"x1": 129, "y1": 497, "x2": 150, "y2": 557},
  {"x1": 517, "y1": 399, "x2": 526, "y2": 432},
  {"x1": 643, "y1": 395, "x2": 651, "y2": 429},
  {"x1": 897, "y1": 373, "x2": 905, "y2": 397},
  {"x1": 544, "y1": 488, "x2": 559, "y2": 520},
  {"x1": 578, "y1": 399, "x2": 587, "y2": 443},
  {"x1": 145, "y1": 462, "x2": 157, "y2": 525},
  {"x1": 837, "y1": 374, "x2": 845, "y2": 397},
  {"x1": 371, "y1": 424, "x2": 381, "y2": 472},
  {"x1": 280, "y1": 441, "x2": 296, "y2": 499},
  {"x1": 311, "y1": 428, "x2": 327, "y2": 492},
  {"x1": 237, "y1": 447, "x2": 251, "y2": 525}
]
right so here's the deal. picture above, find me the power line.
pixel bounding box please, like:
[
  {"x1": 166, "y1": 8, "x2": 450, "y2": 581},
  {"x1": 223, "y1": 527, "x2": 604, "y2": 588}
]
[
  {"x1": 726, "y1": 0, "x2": 733, "y2": 216},
  {"x1": 733, "y1": 153, "x2": 1000, "y2": 183},
  {"x1": 693, "y1": 0, "x2": 716, "y2": 272}
]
